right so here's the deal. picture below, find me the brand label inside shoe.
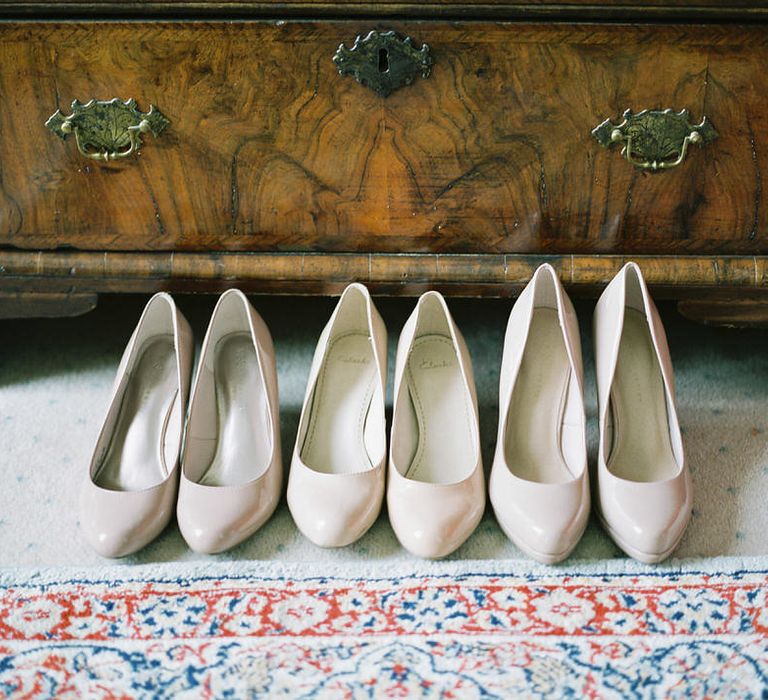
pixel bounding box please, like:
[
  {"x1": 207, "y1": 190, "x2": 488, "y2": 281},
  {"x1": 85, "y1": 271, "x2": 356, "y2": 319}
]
[
  {"x1": 418, "y1": 358, "x2": 454, "y2": 370},
  {"x1": 337, "y1": 355, "x2": 370, "y2": 365}
]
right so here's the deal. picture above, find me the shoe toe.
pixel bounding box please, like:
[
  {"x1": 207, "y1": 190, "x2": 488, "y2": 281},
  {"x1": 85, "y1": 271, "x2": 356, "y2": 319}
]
[
  {"x1": 79, "y1": 480, "x2": 175, "y2": 558},
  {"x1": 600, "y1": 471, "x2": 692, "y2": 562},
  {"x1": 388, "y1": 475, "x2": 485, "y2": 559},
  {"x1": 178, "y1": 512, "x2": 240, "y2": 554},
  {"x1": 177, "y1": 505, "x2": 238, "y2": 554},
  {"x1": 287, "y1": 466, "x2": 384, "y2": 548},
  {"x1": 82, "y1": 521, "x2": 141, "y2": 559},
  {"x1": 291, "y1": 505, "x2": 363, "y2": 548},
  {"x1": 499, "y1": 498, "x2": 586, "y2": 564},
  {"x1": 391, "y1": 511, "x2": 475, "y2": 559},
  {"x1": 490, "y1": 470, "x2": 589, "y2": 564},
  {"x1": 177, "y1": 477, "x2": 279, "y2": 554}
]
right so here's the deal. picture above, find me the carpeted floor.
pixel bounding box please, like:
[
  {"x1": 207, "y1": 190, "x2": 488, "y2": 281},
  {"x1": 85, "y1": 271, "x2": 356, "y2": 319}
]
[{"x1": 1, "y1": 291, "x2": 767, "y2": 568}]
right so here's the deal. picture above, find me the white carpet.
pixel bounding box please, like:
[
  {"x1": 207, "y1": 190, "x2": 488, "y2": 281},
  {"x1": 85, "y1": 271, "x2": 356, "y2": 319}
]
[{"x1": 1, "y1": 293, "x2": 767, "y2": 568}]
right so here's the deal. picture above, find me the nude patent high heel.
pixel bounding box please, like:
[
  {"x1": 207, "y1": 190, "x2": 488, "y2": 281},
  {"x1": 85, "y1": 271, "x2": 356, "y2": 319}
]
[
  {"x1": 80, "y1": 293, "x2": 193, "y2": 558},
  {"x1": 387, "y1": 291, "x2": 485, "y2": 559},
  {"x1": 177, "y1": 289, "x2": 281, "y2": 554},
  {"x1": 287, "y1": 283, "x2": 387, "y2": 548},
  {"x1": 593, "y1": 262, "x2": 692, "y2": 563},
  {"x1": 490, "y1": 264, "x2": 589, "y2": 564}
]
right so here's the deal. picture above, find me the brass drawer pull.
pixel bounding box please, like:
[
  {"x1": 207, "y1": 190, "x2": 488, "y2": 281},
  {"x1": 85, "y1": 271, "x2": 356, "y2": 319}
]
[
  {"x1": 46, "y1": 98, "x2": 169, "y2": 162},
  {"x1": 333, "y1": 30, "x2": 432, "y2": 97},
  {"x1": 592, "y1": 108, "x2": 717, "y2": 172}
]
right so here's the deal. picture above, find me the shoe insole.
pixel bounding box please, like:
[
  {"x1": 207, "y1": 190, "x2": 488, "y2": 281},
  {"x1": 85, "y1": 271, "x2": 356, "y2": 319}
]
[
  {"x1": 199, "y1": 333, "x2": 271, "y2": 487},
  {"x1": 95, "y1": 336, "x2": 177, "y2": 492},
  {"x1": 404, "y1": 334, "x2": 475, "y2": 485},
  {"x1": 504, "y1": 308, "x2": 574, "y2": 484},
  {"x1": 608, "y1": 308, "x2": 678, "y2": 482},
  {"x1": 301, "y1": 333, "x2": 377, "y2": 474}
]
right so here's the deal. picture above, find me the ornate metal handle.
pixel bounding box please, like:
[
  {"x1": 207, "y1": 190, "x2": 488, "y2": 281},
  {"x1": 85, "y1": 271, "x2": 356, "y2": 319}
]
[
  {"x1": 592, "y1": 108, "x2": 718, "y2": 172},
  {"x1": 333, "y1": 30, "x2": 432, "y2": 97},
  {"x1": 46, "y1": 98, "x2": 169, "y2": 162}
]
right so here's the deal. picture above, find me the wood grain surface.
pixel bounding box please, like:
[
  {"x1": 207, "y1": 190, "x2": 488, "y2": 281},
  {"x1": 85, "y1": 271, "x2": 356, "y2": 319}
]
[
  {"x1": 4, "y1": 0, "x2": 763, "y2": 7},
  {"x1": 2, "y1": 250, "x2": 767, "y2": 290},
  {"x1": 0, "y1": 21, "x2": 767, "y2": 255},
  {"x1": 6, "y1": 249, "x2": 768, "y2": 319},
  {"x1": 677, "y1": 298, "x2": 768, "y2": 327},
  {"x1": 2, "y1": 1, "x2": 767, "y2": 21}
]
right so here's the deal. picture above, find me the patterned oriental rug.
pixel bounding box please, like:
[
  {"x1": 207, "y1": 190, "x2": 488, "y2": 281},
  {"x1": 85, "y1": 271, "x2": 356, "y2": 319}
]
[{"x1": 1, "y1": 558, "x2": 767, "y2": 698}]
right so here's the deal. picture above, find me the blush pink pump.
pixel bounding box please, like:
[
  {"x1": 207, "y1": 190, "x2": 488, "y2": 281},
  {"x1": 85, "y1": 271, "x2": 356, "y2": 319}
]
[
  {"x1": 490, "y1": 264, "x2": 590, "y2": 564},
  {"x1": 593, "y1": 262, "x2": 692, "y2": 563},
  {"x1": 177, "y1": 289, "x2": 281, "y2": 554},
  {"x1": 287, "y1": 283, "x2": 387, "y2": 548},
  {"x1": 387, "y1": 291, "x2": 485, "y2": 559},
  {"x1": 80, "y1": 293, "x2": 193, "y2": 558}
]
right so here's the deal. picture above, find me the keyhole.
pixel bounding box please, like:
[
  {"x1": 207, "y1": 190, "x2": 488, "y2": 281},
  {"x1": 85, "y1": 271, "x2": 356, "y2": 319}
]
[{"x1": 378, "y1": 48, "x2": 389, "y2": 73}]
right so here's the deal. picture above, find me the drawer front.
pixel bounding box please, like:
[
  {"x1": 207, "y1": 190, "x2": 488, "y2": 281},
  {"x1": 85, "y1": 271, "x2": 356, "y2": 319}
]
[{"x1": 0, "y1": 21, "x2": 766, "y2": 254}]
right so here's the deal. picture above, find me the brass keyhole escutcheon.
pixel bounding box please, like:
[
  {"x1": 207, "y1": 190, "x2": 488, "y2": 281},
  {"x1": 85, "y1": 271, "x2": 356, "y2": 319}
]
[
  {"x1": 333, "y1": 30, "x2": 432, "y2": 97},
  {"x1": 378, "y1": 48, "x2": 390, "y2": 73}
]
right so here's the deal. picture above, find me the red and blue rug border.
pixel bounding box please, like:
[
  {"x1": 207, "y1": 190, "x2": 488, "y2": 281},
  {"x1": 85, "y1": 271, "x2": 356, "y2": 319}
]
[{"x1": 1, "y1": 559, "x2": 766, "y2": 697}]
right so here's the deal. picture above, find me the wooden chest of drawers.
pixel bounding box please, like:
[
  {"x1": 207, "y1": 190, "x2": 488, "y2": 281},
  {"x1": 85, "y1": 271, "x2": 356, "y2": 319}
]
[{"x1": 1, "y1": 1, "x2": 768, "y2": 323}]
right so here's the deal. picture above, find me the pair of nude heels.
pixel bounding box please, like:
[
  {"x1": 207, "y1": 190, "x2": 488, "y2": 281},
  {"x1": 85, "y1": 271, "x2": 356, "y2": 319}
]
[
  {"x1": 80, "y1": 290, "x2": 280, "y2": 557},
  {"x1": 288, "y1": 284, "x2": 484, "y2": 559},
  {"x1": 491, "y1": 262, "x2": 692, "y2": 564}
]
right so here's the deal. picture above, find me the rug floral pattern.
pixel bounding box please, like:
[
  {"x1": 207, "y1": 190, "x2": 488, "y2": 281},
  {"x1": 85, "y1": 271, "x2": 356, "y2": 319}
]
[{"x1": 1, "y1": 565, "x2": 766, "y2": 698}]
